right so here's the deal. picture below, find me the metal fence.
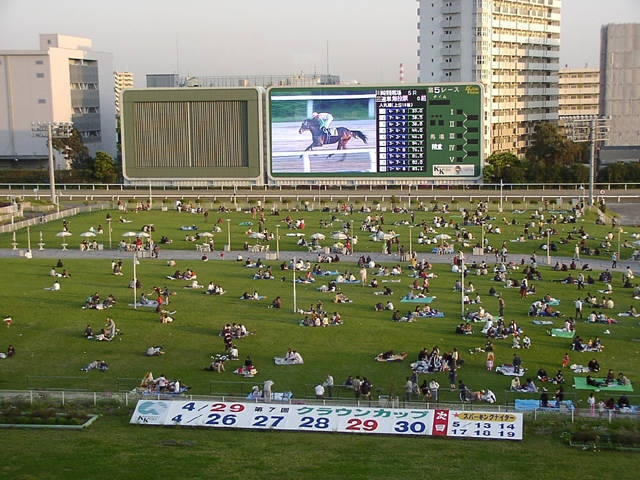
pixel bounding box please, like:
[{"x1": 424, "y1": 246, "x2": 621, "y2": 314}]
[{"x1": 0, "y1": 388, "x2": 637, "y2": 423}]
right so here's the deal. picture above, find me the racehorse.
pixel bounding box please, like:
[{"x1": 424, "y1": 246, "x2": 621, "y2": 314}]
[{"x1": 298, "y1": 117, "x2": 367, "y2": 154}]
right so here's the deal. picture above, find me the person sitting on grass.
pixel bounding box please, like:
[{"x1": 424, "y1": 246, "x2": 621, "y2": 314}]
[
  {"x1": 519, "y1": 378, "x2": 538, "y2": 393},
  {"x1": 586, "y1": 375, "x2": 603, "y2": 387},
  {"x1": 146, "y1": 346, "x2": 165, "y2": 356},
  {"x1": 83, "y1": 324, "x2": 94, "y2": 339},
  {"x1": 94, "y1": 328, "x2": 111, "y2": 341},
  {"x1": 334, "y1": 292, "x2": 351, "y2": 304},
  {"x1": 206, "y1": 355, "x2": 227, "y2": 372},
  {"x1": 481, "y1": 389, "x2": 497, "y2": 404},
  {"x1": 618, "y1": 372, "x2": 631, "y2": 386},
  {"x1": 540, "y1": 390, "x2": 549, "y2": 407},
  {"x1": 45, "y1": 280, "x2": 61, "y2": 291},
  {"x1": 270, "y1": 296, "x2": 282, "y2": 309},
  {"x1": 81, "y1": 360, "x2": 108, "y2": 372}
]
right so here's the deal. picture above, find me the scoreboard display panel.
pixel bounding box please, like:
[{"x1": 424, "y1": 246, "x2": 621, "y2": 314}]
[{"x1": 267, "y1": 84, "x2": 482, "y2": 180}]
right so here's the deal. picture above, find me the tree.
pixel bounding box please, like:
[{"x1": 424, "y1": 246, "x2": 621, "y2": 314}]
[
  {"x1": 52, "y1": 128, "x2": 90, "y2": 170},
  {"x1": 483, "y1": 152, "x2": 525, "y2": 183},
  {"x1": 525, "y1": 122, "x2": 587, "y2": 183},
  {"x1": 92, "y1": 151, "x2": 117, "y2": 183},
  {"x1": 599, "y1": 162, "x2": 640, "y2": 183}
]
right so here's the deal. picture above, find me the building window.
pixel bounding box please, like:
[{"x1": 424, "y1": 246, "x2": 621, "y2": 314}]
[
  {"x1": 36, "y1": 73, "x2": 44, "y2": 78},
  {"x1": 36, "y1": 60, "x2": 44, "y2": 65},
  {"x1": 38, "y1": 99, "x2": 46, "y2": 104}
]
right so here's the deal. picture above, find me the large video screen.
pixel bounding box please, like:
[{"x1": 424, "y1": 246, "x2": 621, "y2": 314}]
[
  {"x1": 268, "y1": 84, "x2": 482, "y2": 179},
  {"x1": 121, "y1": 88, "x2": 263, "y2": 183}
]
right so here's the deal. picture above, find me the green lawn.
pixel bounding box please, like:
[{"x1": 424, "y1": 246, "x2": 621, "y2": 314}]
[{"x1": 0, "y1": 200, "x2": 639, "y2": 478}]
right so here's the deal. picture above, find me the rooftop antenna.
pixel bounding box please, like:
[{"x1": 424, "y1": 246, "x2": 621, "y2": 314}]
[
  {"x1": 176, "y1": 33, "x2": 180, "y2": 74},
  {"x1": 326, "y1": 40, "x2": 329, "y2": 77}
]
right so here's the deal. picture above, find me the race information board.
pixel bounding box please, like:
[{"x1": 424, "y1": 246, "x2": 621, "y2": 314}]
[
  {"x1": 268, "y1": 83, "x2": 482, "y2": 180},
  {"x1": 376, "y1": 86, "x2": 480, "y2": 176},
  {"x1": 130, "y1": 400, "x2": 522, "y2": 440}
]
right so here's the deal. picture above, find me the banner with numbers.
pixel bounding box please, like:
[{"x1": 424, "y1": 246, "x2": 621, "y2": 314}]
[{"x1": 130, "y1": 400, "x2": 523, "y2": 440}]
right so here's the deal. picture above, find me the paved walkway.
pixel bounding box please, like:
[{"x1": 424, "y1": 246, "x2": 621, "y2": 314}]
[{"x1": 0, "y1": 245, "x2": 626, "y2": 274}]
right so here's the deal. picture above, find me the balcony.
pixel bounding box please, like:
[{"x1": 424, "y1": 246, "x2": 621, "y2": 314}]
[
  {"x1": 442, "y1": 1, "x2": 461, "y2": 14},
  {"x1": 70, "y1": 89, "x2": 100, "y2": 107}
]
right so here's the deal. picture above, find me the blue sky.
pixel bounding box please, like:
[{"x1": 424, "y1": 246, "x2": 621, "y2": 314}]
[{"x1": 0, "y1": 0, "x2": 638, "y2": 85}]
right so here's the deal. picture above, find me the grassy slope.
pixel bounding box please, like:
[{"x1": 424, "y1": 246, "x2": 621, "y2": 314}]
[{"x1": 0, "y1": 201, "x2": 638, "y2": 478}]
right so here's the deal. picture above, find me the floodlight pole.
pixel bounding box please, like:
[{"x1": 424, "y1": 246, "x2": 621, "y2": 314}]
[
  {"x1": 47, "y1": 124, "x2": 55, "y2": 205},
  {"x1": 562, "y1": 115, "x2": 610, "y2": 206},
  {"x1": 31, "y1": 122, "x2": 73, "y2": 209}
]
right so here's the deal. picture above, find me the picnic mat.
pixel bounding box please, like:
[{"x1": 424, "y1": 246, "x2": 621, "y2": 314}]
[
  {"x1": 539, "y1": 299, "x2": 560, "y2": 306},
  {"x1": 549, "y1": 328, "x2": 575, "y2": 338},
  {"x1": 401, "y1": 296, "x2": 436, "y2": 304},
  {"x1": 515, "y1": 399, "x2": 575, "y2": 411},
  {"x1": 573, "y1": 376, "x2": 634, "y2": 392},
  {"x1": 415, "y1": 312, "x2": 445, "y2": 318}
]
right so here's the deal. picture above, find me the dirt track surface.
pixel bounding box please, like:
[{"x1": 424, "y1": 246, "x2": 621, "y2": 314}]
[{"x1": 606, "y1": 203, "x2": 640, "y2": 227}]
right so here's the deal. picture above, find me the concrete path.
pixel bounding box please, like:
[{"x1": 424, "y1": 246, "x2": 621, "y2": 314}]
[{"x1": 0, "y1": 245, "x2": 628, "y2": 274}]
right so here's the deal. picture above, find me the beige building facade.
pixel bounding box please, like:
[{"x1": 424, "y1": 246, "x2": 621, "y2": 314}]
[
  {"x1": 0, "y1": 34, "x2": 116, "y2": 168},
  {"x1": 558, "y1": 67, "x2": 600, "y2": 118}
]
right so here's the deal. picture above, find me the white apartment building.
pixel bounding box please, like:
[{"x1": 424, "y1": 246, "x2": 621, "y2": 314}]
[
  {"x1": 0, "y1": 34, "x2": 117, "y2": 169},
  {"x1": 417, "y1": 0, "x2": 561, "y2": 158},
  {"x1": 558, "y1": 67, "x2": 600, "y2": 118},
  {"x1": 599, "y1": 23, "x2": 640, "y2": 147},
  {"x1": 114, "y1": 71, "x2": 134, "y2": 117}
]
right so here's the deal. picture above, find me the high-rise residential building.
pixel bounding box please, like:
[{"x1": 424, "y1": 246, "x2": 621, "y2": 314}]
[
  {"x1": 558, "y1": 67, "x2": 600, "y2": 118},
  {"x1": 599, "y1": 23, "x2": 640, "y2": 147},
  {"x1": 0, "y1": 34, "x2": 116, "y2": 168},
  {"x1": 114, "y1": 71, "x2": 134, "y2": 117},
  {"x1": 417, "y1": 0, "x2": 561, "y2": 158}
]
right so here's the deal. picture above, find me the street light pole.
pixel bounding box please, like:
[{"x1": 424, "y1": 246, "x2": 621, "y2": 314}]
[
  {"x1": 499, "y1": 179, "x2": 504, "y2": 213},
  {"x1": 276, "y1": 224, "x2": 280, "y2": 260},
  {"x1": 408, "y1": 225, "x2": 413, "y2": 258},
  {"x1": 292, "y1": 256, "x2": 297, "y2": 313},
  {"x1": 107, "y1": 217, "x2": 112, "y2": 250},
  {"x1": 350, "y1": 221, "x2": 354, "y2": 256},
  {"x1": 226, "y1": 218, "x2": 231, "y2": 252},
  {"x1": 618, "y1": 227, "x2": 623, "y2": 261},
  {"x1": 546, "y1": 229, "x2": 551, "y2": 265},
  {"x1": 460, "y1": 251, "x2": 465, "y2": 321},
  {"x1": 26, "y1": 225, "x2": 32, "y2": 259}
]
